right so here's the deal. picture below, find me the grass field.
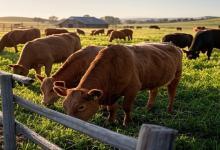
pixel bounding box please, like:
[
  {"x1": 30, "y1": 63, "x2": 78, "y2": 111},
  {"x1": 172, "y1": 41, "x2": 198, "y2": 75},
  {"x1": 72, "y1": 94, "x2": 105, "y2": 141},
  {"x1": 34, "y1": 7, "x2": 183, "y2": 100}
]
[{"x1": 0, "y1": 20, "x2": 220, "y2": 150}]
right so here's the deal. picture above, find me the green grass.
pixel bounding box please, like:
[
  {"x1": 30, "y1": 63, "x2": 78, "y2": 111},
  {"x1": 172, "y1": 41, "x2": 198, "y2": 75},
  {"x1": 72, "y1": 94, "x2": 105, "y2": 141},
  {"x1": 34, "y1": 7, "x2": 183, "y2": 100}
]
[{"x1": 0, "y1": 23, "x2": 220, "y2": 150}]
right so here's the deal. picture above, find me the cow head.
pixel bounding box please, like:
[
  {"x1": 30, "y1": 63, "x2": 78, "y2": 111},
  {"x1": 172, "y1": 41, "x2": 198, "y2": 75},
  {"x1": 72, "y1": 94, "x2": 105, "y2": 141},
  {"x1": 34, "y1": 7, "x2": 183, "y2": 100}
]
[
  {"x1": 0, "y1": 36, "x2": 6, "y2": 51},
  {"x1": 36, "y1": 75, "x2": 60, "y2": 106},
  {"x1": 9, "y1": 64, "x2": 29, "y2": 76},
  {"x1": 53, "y1": 83, "x2": 103, "y2": 121},
  {"x1": 183, "y1": 50, "x2": 200, "y2": 60}
]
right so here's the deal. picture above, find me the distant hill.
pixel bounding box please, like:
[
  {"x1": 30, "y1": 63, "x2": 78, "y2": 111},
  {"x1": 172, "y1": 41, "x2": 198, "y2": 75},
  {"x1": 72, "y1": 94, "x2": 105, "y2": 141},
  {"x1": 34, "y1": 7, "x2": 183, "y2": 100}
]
[
  {"x1": 0, "y1": 16, "x2": 35, "y2": 22},
  {"x1": 0, "y1": 16, "x2": 49, "y2": 23},
  {"x1": 150, "y1": 17, "x2": 220, "y2": 28},
  {"x1": 121, "y1": 16, "x2": 220, "y2": 24}
]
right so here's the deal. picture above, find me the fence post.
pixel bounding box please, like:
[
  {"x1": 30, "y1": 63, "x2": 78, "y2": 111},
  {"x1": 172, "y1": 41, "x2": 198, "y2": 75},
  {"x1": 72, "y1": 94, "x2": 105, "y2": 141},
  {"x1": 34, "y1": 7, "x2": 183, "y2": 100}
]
[
  {"x1": 0, "y1": 75, "x2": 16, "y2": 149},
  {"x1": 136, "y1": 124, "x2": 178, "y2": 150}
]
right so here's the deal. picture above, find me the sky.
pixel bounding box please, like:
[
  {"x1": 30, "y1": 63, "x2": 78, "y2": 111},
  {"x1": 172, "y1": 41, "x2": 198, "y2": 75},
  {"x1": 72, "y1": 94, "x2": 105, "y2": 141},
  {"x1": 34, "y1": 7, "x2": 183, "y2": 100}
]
[{"x1": 0, "y1": 0, "x2": 219, "y2": 19}]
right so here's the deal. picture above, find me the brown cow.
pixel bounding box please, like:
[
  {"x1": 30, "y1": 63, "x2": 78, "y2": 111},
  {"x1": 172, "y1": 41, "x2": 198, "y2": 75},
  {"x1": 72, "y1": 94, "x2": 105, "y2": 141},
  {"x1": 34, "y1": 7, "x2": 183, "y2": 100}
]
[
  {"x1": 0, "y1": 28, "x2": 40, "y2": 53},
  {"x1": 149, "y1": 25, "x2": 160, "y2": 29},
  {"x1": 36, "y1": 46, "x2": 104, "y2": 106},
  {"x1": 93, "y1": 29, "x2": 104, "y2": 35},
  {"x1": 109, "y1": 31, "x2": 126, "y2": 42},
  {"x1": 106, "y1": 29, "x2": 114, "y2": 36},
  {"x1": 90, "y1": 30, "x2": 96, "y2": 35},
  {"x1": 53, "y1": 43, "x2": 182, "y2": 126},
  {"x1": 45, "y1": 28, "x2": 68, "y2": 36},
  {"x1": 193, "y1": 26, "x2": 206, "y2": 32},
  {"x1": 9, "y1": 33, "x2": 81, "y2": 77},
  {"x1": 136, "y1": 26, "x2": 142, "y2": 29},
  {"x1": 176, "y1": 27, "x2": 182, "y2": 31},
  {"x1": 76, "y1": 29, "x2": 85, "y2": 35},
  {"x1": 119, "y1": 29, "x2": 133, "y2": 40}
]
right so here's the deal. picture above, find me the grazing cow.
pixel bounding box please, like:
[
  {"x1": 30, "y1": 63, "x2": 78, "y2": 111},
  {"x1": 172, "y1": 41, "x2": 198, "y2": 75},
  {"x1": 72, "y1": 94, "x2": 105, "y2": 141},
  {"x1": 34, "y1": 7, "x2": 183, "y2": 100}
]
[
  {"x1": 193, "y1": 26, "x2": 206, "y2": 32},
  {"x1": 162, "y1": 33, "x2": 193, "y2": 48},
  {"x1": 136, "y1": 26, "x2": 142, "y2": 29},
  {"x1": 93, "y1": 29, "x2": 105, "y2": 35},
  {"x1": 184, "y1": 29, "x2": 220, "y2": 60},
  {"x1": 123, "y1": 26, "x2": 129, "y2": 29},
  {"x1": 76, "y1": 29, "x2": 85, "y2": 35},
  {"x1": 149, "y1": 25, "x2": 160, "y2": 29},
  {"x1": 53, "y1": 43, "x2": 182, "y2": 125},
  {"x1": 0, "y1": 28, "x2": 40, "y2": 53},
  {"x1": 106, "y1": 29, "x2": 114, "y2": 36},
  {"x1": 45, "y1": 28, "x2": 68, "y2": 36},
  {"x1": 36, "y1": 46, "x2": 104, "y2": 106},
  {"x1": 176, "y1": 27, "x2": 182, "y2": 31},
  {"x1": 109, "y1": 31, "x2": 126, "y2": 42},
  {"x1": 119, "y1": 29, "x2": 133, "y2": 40},
  {"x1": 9, "y1": 33, "x2": 81, "y2": 77},
  {"x1": 90, "y1": 30, "x2": 96, "y2": 35}
]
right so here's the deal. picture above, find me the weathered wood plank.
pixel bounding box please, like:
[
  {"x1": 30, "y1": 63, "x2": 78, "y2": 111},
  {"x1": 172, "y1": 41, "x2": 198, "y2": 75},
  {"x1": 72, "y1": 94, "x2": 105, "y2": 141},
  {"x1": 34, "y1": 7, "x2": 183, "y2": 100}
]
[
  {"x1": 0, "y1": 70, "x2": 34, "y2": 85},
  {"x1": 14, "y1": 95, "x2": 138, "y2": 150},
  {"x1": 0, "y1": 75, "x2": 16, "y2": 150},
  {"x1": 136, "y1": 124, "x2": 178, "y2": 150},
  {"x1": 0, "y1": 111, "x2": 62, "y2": 150}
]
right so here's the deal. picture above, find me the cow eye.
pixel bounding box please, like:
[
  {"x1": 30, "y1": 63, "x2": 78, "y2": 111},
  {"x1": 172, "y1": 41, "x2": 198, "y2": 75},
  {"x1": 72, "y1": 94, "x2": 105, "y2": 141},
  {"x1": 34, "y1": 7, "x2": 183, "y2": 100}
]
[{"x1": 78, "y1": 105, "x2": 86, "y2": 112}]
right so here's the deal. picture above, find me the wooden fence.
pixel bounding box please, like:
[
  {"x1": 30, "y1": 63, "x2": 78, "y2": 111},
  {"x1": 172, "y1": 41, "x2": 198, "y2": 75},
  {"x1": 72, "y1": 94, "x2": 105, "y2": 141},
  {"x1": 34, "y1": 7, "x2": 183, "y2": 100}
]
[
  {"x1": 0, "y1": 23, "x2": 56, "y2": 33},
  {"x1": 0, "y1": 71, "x2": 178, "y2": 150}
]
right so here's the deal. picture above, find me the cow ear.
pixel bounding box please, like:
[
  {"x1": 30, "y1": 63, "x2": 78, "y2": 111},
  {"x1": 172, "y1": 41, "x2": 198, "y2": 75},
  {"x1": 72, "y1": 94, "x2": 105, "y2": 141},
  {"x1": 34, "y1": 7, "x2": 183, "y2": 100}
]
[
  {"x1": 53, "y1": 81, "x2": 66, "y2": 88},
  {"x1": 53, "y1": 86, "x2": 67, "y2": 97},
  {"x1": 87, "y1": 89, "x2": 103, "y2": 101},
  {"x1": 9, "y1": 64, "x2": 16, "y2": 68},
  {"x1": 182, "y1": 50, "x2": 188, "y2": 53},
  {"x1": 36, "y1": 74, "x2": 45, "y2": 82}
]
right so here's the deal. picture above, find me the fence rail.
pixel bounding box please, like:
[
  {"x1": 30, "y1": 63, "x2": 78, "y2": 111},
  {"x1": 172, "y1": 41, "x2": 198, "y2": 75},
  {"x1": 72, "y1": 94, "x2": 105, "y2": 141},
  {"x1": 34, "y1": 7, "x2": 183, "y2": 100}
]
[
  {"x1": 0, "y1": 70, "x2": 34, "y2": 85},
  {"x1": 0, "y1": 111, "x2": 61, "y2": 150},
  {"x1": 0, "y1": 73, "x2": 178, "y2": 150}
]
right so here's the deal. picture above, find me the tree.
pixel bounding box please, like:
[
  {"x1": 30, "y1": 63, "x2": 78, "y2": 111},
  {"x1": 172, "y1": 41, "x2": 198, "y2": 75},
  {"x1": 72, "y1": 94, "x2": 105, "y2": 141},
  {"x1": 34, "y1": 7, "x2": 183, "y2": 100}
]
[
  {"x1": 33, "y1": 17, "x2": 47, "y2": 23},
  {"x1": 83, "y1": 14, "x2": 91, "y2": 17},
  {"x1": 49, "y1": 16, "x2": 58, "y2": 23},
  {"x1": 101, "y1": 16, "x2": 121, "y2": 25}
]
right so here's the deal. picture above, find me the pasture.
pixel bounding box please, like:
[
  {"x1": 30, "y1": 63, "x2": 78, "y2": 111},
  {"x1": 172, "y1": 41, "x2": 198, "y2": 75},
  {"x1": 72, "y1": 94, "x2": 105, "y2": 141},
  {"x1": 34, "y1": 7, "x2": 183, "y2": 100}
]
[{"x1": 0, "y1": 20, "x2": 220, "y2": 149}]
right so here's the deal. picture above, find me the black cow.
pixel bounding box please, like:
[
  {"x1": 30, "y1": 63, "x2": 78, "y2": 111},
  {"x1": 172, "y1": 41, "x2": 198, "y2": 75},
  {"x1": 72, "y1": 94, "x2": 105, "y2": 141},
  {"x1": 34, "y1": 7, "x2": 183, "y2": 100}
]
[
  {"x1": 184, "y1": 29, "x2": 220, "y2": 60},
  {"x1": 162, "y1": 33, "x2": 193, "y2": 48}
]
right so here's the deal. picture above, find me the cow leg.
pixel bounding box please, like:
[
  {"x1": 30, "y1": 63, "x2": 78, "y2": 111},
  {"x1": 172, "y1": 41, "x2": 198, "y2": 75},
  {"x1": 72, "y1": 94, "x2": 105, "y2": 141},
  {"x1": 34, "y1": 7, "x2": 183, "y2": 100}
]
[
  {"x1": 107, "y1": 104, "x2": 118, "y2": 123},
  {"x1": 167, "y1": 76, "x2": 181, "y2": 113},
  {"x1": 146, "y1": 88, "x2": 158, "y2": 111},
  {"x1": 206, "y1": 49, "x2": 213, "y2": 60},
  {"x1": 14, "y1": 46, "x2": 18, "y2": 53},
  {"x1": 123, "y1": 85, "x2": 140, "y2": 126},
  {"x1": 45, "y1": 63, "x2": 52, "y2": 77},
  {"x1": 34, "y1": 64, "x2": 42, "y2": 75}
]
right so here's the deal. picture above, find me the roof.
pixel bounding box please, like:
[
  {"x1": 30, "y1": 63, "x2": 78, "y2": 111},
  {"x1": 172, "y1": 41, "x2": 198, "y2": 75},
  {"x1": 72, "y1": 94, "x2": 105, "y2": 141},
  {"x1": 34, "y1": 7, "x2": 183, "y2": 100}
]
[{"x1": 58, "y1": 17, "x2": 108, "y2": 25}]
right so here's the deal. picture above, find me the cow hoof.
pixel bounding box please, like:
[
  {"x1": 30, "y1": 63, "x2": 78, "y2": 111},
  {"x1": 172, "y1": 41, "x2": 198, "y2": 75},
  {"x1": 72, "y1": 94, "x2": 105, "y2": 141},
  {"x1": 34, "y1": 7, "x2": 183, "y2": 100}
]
[
  {"x1": 123, "y1": 118, "x2": 132, "y2": 127},
  {"x1": 104, "y1": 119, "x2": 117, "y2": 126},
  {"x1": 146, "y1": 104, "x2": 153, "y2": 111},
  {"x1": 167, "y1": 107, "x2": 173, "y2": 114}
]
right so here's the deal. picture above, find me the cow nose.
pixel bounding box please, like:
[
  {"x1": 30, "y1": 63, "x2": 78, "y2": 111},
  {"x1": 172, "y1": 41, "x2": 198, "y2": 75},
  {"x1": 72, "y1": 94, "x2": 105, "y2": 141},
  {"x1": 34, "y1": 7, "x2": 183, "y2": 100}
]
[
  {"x1": 41, "y1": 101, "x2": 49, "y2": 106},
  {"x1": 41, "y1": 101, "x2": 46, "y2": 105}
]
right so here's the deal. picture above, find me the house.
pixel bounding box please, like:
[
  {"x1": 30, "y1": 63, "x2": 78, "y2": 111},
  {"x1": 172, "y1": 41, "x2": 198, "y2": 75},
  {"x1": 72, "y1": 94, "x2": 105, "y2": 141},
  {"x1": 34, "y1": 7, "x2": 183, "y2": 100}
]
[{"x1": 57, "y1": 16, "x2": 109, "y2": 28}]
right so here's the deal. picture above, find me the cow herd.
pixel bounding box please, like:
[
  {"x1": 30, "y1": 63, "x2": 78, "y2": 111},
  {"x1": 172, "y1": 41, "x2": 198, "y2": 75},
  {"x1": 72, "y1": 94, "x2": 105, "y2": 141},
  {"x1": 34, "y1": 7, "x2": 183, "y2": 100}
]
[{"x1": 0, "y1": 27, "x2": 219, "y2": 125}]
